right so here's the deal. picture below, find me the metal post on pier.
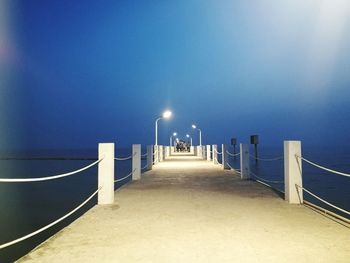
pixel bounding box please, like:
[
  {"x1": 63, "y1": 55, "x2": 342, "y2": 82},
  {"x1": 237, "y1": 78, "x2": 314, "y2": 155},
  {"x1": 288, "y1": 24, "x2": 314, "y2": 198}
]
[
  {"x1": 240, "y1": 143, "x2": 250, "y2": 179},
  {"x1": 98, "y1": 143, "x2": 115, "y2": 205},
  {"x1": 222, "y1": 144, "x2": 229, "y2": 170},
  {"x1": 147, "y1": 145, "x2": 153, "y2": 170},
  {"x1": 132, "y1": 144, "x2": 141, "y2": 180},
  {"x1": 206, "y1": 145, "x2": 211, "y2": 161},
  {"x1": 212, "y1": 144, "x2": 218, "y2": 164},
  {"x1": 284, "y1": 141, "x2": 303, "y2": 204}
]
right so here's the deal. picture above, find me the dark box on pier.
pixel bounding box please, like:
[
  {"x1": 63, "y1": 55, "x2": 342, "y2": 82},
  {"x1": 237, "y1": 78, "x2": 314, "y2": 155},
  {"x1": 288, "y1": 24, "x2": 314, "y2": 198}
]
[
  {"x1": 250, "y1": 135, "x2": 259, "y2": 144},
  {"x1": 230, "y1": 138, "x2": 237, "y2": 145}
]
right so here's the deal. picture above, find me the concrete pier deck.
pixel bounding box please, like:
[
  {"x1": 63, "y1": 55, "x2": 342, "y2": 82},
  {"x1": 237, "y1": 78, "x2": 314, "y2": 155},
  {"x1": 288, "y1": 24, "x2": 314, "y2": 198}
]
[{"x1": 19, "y1": 155, "x2": 350, "y2": 262}]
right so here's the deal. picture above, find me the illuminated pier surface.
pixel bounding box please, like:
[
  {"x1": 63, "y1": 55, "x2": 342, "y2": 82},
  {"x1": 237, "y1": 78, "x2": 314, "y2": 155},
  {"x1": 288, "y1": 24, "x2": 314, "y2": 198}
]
[{"x1": 19, "y1": 155, "x2": 350, "y2": 262}]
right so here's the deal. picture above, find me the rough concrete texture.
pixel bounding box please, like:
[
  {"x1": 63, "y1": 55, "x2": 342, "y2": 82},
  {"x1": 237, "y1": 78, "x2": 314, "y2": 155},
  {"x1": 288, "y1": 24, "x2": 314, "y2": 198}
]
[{"x1": 19, "y1": 155, "x2": 350, "y2": 262}]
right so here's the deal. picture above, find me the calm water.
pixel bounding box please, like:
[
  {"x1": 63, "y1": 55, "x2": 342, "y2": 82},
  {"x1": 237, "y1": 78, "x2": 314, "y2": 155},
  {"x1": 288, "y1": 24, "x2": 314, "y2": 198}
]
[
  {"x1": 0, "y1": 148, "x2": 147, "y2": 262},
  {"x1": 0, "y1": 146, "x2": 349, "y2": 262}
]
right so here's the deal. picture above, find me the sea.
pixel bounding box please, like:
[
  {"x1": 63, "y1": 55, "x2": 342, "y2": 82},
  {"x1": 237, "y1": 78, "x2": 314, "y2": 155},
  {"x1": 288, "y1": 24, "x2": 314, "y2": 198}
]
[{"x1": 0, "y1": 145, "x2": 349, "y2": 262}]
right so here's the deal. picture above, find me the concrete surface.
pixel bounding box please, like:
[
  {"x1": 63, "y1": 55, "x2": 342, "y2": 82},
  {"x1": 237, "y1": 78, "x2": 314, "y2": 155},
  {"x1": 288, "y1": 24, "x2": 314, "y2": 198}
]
[{"x1": 18, "y1": 155, "x2": 350, "y2": 262}]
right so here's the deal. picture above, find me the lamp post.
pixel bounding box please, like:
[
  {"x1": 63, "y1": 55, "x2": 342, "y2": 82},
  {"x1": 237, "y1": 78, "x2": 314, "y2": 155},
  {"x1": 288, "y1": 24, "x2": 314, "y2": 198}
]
[
  {"x1": 170, "y1": 132, "x2": 177, "y2": 146},
  {"x1": 155, "y1": 110, "x2": 172, "y2": 146},
  {"x1": 186, "y1": 134, "x2": 192, "y2": 146},
  {"x1": 191, "y1": 124, "x2": 202, "y2": 146}
]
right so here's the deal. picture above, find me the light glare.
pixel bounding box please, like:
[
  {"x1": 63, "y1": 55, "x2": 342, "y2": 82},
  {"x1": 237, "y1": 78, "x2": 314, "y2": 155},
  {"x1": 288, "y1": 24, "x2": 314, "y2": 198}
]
[
  {"x1": 192, "y1": 124, "x2": 196, "y2": 129},
  {"x1": 162, "y1": 110, "x2": 172, "y2": 119}
]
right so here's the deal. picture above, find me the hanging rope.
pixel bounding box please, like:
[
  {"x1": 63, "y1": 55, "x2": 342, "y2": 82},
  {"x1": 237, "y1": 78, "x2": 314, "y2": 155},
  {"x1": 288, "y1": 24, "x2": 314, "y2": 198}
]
[
  {"x1": 141, "y1": 152, "x2": 148, "y2": 157},
  {"x1": 250, "y1": 154, "x2": 283, "y2": 161},
  {"x1": 0, "y1": 159, "x2": 103, "y2": 183},
  {"x1": 114, "y1": 169, "x2": 136, "y2": 183},
  {"x1": 250, "y1": 171, "x2": 284, "y2": 184},
  {"x1": 114, "y1": 155, "x2": 132, "y2": 161},
  {"x1": 226, "y1": 162, "x2": 240, "y2": 172},
  {"x1": 226, "y1": 151, "x2": 240, "y2": 157},
  {"x1": 296, "y1": 155, "x2": 350, "y2": 178},
  {"x1": 0, "y1": 187, "x2": 101, "y2": 250},
  {"x1": 295, "y1": 184, "x2": 350, "y2": 216},
  {"x1": 141, "y1": 163, "x2": 149, "y2": 171}
]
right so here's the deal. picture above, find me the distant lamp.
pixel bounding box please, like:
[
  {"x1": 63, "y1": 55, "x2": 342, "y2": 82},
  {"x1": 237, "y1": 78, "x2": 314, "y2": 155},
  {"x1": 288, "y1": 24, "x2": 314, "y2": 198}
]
[
  {"x1": 170, "y1": 132, "x2": 177, "y2": 146},
  {"x1": 155, "y1": 109, "x2": 173, "y2": 146},
  {"x1": 191, "y1": 124, "x2": 202, "y2": 146},
  {"x1": 186, "y1": 134, "x2": 193, "y2": 146}
]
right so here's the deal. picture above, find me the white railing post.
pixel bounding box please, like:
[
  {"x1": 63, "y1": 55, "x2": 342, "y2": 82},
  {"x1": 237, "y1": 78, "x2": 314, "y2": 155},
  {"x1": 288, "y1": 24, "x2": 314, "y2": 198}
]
[
  {"x1": 202, "y1": 146, "x2": 206, "y2": 159},
  {"x1": 147, "y1": 145, "x2": 153, "y2": 170},
  {"x1": 132, "y1": 144, "x2": 141, "y2": 180},
  {"x1": 212, "y1": 144, "x2": 218, "y2": 164},
  {"x1": 222, "y1": 144, "x2": 229, "y2": 170},
  {"x1": 284, "y1": 141, "x2": 303, "y2": 204},
  {"x1": 240, "y1": 143, "x2": 250, "y2": 179},
  {"x1": 153, "y1": 145, "x2": 159, "y2": 164},
  {"x1": 206, "y1": 145, "x2": 211, "y2": 161},
  {"x1": 197, "y1": 146, "x2": 202, "y2": 158},
  {"x1": 190, "y1": 146, "x2": 194, "y2": 154},
  {"x1": 98, "y1": 143, "x2": 115, "y2": 205},
  {"x1": 159, "y1": 145, "x2": 163, "y2": 161}
]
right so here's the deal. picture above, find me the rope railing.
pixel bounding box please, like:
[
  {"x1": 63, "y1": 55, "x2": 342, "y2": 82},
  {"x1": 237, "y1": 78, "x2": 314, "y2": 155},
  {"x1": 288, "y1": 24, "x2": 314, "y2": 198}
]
[
  {"x1": 214, "y1": 157, "x2": 222, "y2": 165},
  {"x1": 115, "y1": 152, "x2": 136, "y2": 161},
  {"x1": 215, "y1": 150, "x2": 222, "y2": 155},
  {"x1": 141, "y1": 152, "x2": 148, "y2": 157},
  {"x1": 296, "y1": 184, "x2": 350, "y2": 216},
  {"x1": 141, "y1": 163, "x2": 149, "y2": 171},
  {"x1": 0, "y1": 157, "x2": 97, "y2": 161},
  {"x1": 114, "y1": 169, "x2": 136, "y2": 183},
  {"x1": 226, "y1": 150, "x2": 240, "y2": 157},
  {"x1": 250, "y1": 171, "x2": 284, "y2": 184},
  {"x1": 296, "y1": 155, "x2": 350, "y2": 178},
  {"x1": 226, "y1": 162, "x2": 240, "y2": 172},
  {"x1": 0, "y1": 158, "x2": 103, "y2": 183},
  {"x1": 114, "y1": 156, "x2": 132, "y2": 161},
  {"x1": 0, "y1": 187, "x2": 101, "y2": 250},
  {"x1": 250, "y1": 154, "x2": 283, "y2": 161}
]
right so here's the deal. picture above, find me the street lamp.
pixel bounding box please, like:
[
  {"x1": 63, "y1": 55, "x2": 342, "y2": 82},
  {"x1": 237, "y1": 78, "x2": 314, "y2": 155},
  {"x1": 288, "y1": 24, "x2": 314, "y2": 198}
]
[
  {"x1": 155, "y1": 110, "x2": 172, "y2": 146},
  {"x1": 186, "y1": 134, "x2": 192, "y2": 146},
  {"x1": 191, "y1": 124, "x2": 202, "y2": 146},
  {"x1": 170, "y1": 132, "x2": 177, "y2": 146}
]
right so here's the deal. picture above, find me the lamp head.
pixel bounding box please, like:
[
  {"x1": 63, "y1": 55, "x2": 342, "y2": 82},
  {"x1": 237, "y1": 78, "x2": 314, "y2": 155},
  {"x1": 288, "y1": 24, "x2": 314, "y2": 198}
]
[
  {"x1": 162, "y1": 110, "x2": 172, "y2": 119},
  {"x1": 173, "y1": 132, "x2": 177, "y2": 136},
  {"x1": 191, "y1": 124, "x2": 197, "y2": 129},
  {"x1": 186, "y1": 134, "x2": 190, "y2": 138}
]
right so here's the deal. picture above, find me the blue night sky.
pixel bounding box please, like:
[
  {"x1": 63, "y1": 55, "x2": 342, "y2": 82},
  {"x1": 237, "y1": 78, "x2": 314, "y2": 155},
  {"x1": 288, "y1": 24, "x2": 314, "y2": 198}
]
[{"x1": 1, "y1": 0, "x2": 350, "y2": 150}]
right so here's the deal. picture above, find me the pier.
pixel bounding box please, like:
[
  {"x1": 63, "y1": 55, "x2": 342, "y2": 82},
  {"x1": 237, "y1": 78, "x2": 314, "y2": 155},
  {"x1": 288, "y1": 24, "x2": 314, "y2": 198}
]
[{"x1": 5, "y1": 144, "x2": 348, "y2": 262}]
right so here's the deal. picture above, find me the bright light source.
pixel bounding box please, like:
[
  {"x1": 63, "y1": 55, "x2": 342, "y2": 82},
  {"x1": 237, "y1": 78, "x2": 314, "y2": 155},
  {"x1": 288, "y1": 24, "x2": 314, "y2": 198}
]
[
  {"x1": 176, "y1": 138, "x2": 179, "y2": 141},
  {"x1": 192, "y1": 124, "x2": 196, "y2": 129},
  {"x1": 186, "y1": 134, "x2": 190, "y2": 138},
  {"x1": 162, "y1": 110, "x2": 172, "y2": 119},
  {"x1": 173, "y1": 132, "x2": 177, "y2": 136}
]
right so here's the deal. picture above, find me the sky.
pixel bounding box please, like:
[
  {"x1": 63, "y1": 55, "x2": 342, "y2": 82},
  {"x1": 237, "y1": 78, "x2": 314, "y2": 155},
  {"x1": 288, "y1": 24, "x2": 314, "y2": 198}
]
[{"x1": 1, "y1": 0, "x2": 350, "y2": 151}]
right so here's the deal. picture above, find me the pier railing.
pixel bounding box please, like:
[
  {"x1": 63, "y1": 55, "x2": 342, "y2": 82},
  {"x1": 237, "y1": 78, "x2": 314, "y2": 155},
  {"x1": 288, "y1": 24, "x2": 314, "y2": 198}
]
[
  {"x1": 1, "y1": 141, "x2": 349, "y2": 250},
  {"x1": 0, "y1": 143, "x2": 154, "y2": 250},
  {"x1": 207, "y1": 141, "x2": 349, "y2": 220}
]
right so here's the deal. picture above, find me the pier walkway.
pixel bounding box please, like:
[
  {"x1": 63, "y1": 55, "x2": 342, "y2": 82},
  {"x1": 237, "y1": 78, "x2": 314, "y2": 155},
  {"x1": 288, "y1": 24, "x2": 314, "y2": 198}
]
[{"x1": 19, "y1": 154, "x2": 350, "y2": 262}]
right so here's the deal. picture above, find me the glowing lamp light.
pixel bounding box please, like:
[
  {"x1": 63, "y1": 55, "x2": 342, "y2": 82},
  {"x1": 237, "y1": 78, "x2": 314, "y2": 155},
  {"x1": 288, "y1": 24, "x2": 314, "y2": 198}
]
[
  {"x1": 162, "y1": 110, "x2": 172, "y2": 119},
  {"x1": 186, "y1": 134, "x2": 190, "y2": 138},
  {"x1": 192, "y1": 124, "x2": 196, "y2": 129},
  {"x1": 173, "y1": 132, "x2": 177, "y2": 136}
]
